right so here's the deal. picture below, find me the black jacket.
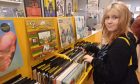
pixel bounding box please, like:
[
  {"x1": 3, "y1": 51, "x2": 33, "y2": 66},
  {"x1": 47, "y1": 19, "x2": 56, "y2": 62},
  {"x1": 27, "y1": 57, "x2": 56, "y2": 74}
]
[{"x1": 88, "y1": 32, "x2": 139, "y2": 84}]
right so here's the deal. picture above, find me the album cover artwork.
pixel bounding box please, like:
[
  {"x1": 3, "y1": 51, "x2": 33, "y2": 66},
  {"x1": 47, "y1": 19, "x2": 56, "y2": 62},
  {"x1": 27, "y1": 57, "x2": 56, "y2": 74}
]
[
  {"x1": 65, "y1": 0, "x2": 73, "y2": 16},
  {"x1": 0, "y1": 20, "x2": 23, "y2": 76},
  {"x1": 43, "y1": 0, "x2": 56, "y2": 17},
  {"x1": 74, "y1": 16, "x2": 85, "y2": 40},
  {"x1": 24, "y1": 0, "x2": 42, "y2": 17},
  {"x1": 25, "y1": 18, "x2": 58, "y2": 58},
  {"x1": 57, "y1": 17, "x2": 74, "y2": 48},
  {"x1": 56, "y1": 0, "x2": 65, "y2": 16},
  {"x1": 72, "y1": 0, "x2": 78, "y2": 13}
]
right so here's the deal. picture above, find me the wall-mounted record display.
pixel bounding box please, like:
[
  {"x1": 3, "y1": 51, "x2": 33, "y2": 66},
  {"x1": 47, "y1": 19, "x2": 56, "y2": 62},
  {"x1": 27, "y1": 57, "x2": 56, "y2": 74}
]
[
  {"x1": 74, "y1": 16, "x2": 85, "y2": 40},
  {"x1": 25, "y1": 18, "x2": 58, "y2": 58},
  {"x1": 57, "y1": 17, "x2": 74, "y2": 48},
  {"x1": 0, "y1": 20, "x2": 23, "y2": 77},
  {"x1": 43, "y1": 0, "x2": 56, "y2": 17},
  {"x1": 24, "y1": 0, "x2": 42, "y2": 17},
  {"x1": 56, "y1": 0, "x2": 65, "y2": 16}
]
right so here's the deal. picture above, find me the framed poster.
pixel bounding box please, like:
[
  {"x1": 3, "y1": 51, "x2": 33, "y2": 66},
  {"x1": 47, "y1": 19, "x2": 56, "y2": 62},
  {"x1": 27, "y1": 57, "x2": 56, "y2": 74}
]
[
  {"x1": 57, "y1": 17, "x2": 74, "y2": 48},
  {"x1": 0, "y1": 20, "x2": 23, "y2": 76},
  {"x1": 25, "y1": 18, "x2": 58, "y2": 58},
  {"x1": 74, "y1": 16, "x2": 85, "y2": 40},
  {"x1": 88, "y1": 0, "x2": 98, "y2": 17},
  {"x1": 24, "y1": 0, "x2": 42, "y2": 17},
  {"x1": 65, "y1": 0, "x2": 73, "y2": 16},
  {"x1": 56, "y1": 0, "x2": 65, "y2": 16},
  {"x1": 43, "y1": 0, "x2": 56, "y2": 17}
]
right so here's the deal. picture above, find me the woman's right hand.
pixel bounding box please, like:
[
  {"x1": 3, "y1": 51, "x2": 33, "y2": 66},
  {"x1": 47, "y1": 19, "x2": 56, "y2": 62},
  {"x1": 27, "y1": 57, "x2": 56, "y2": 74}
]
[{"x1": 83, "y1": 54, "x2": 94, "y2": 63}]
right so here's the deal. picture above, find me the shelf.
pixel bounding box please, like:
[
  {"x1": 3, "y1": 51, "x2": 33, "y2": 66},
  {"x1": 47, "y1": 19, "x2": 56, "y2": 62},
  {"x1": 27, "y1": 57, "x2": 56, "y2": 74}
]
[{"x1": 0, "y1": 0, "x2": 22, "y2": 4}]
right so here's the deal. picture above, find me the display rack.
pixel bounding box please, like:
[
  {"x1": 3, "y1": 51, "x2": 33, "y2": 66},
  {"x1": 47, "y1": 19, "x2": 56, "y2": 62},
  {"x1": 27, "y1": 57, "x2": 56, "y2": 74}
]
[{"x1": 0, "y1": 17, "x2": 102, "y2": 84}]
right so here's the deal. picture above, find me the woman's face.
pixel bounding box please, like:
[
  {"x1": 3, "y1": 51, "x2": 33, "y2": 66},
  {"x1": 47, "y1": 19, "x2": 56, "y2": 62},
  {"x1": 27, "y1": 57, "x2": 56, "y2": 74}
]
[{"x1": 105, "y1": 10, "x2": 119, "y2": 32}]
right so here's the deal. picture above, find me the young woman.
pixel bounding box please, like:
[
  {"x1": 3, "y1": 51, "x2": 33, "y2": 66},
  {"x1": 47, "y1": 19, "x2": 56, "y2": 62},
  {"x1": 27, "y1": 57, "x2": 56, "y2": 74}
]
[{"x1": 83, "y1": 2, "x2": 139, "y2": 84}]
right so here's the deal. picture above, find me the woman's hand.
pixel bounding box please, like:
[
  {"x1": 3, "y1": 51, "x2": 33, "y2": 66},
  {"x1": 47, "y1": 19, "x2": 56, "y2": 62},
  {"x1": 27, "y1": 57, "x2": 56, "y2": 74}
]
[{"x1": 83, "y1": 54, "x2": 94, "y2": 63}]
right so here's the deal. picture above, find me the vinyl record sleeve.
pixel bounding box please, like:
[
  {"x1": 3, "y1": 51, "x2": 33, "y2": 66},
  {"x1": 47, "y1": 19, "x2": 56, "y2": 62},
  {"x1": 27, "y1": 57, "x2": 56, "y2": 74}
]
[{"x1": 0, "y1": 20, "x2": 23, "y2": 77}]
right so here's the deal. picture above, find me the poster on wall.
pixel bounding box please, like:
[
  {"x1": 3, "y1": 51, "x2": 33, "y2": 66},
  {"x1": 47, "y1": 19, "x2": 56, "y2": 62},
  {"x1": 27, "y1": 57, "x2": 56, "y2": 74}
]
[
  {"x1": 88, "y1": 0, "x2": 98, "y2": 17},
  {"x1": 0, "y1": 20, "x2": 23, "y2": 77},
  {"x1": 56, "y1": 0, "x2": 65, "y2": 16},
  {"x1": 25, "y1": 18, "x2": 58, "y2": 58},
  {"x1": 24, "y1": 0, "x2": 42, "y2": 17},
  {"x1": 57, "y1": 17, "x2": 74, "y2": 48},
  {"x1": 74, "y1": 16, "x2": 85, "y2": 40},
  {"x1": 43, "y1": 0, "x2": 56, "y2": 17},
  {"x1": 65, "y1": 0, "x2": 73, "y2": 16}
]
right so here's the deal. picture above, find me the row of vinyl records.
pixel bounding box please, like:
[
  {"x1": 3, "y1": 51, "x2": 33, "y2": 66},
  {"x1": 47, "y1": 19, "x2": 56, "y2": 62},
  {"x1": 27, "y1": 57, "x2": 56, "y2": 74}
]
[
  {"x1": 32, "y1": 41, "x2": 98, "y2": 84},
  {"x1": 3, "y1": 74, "x2": 39, "y2": 84}
]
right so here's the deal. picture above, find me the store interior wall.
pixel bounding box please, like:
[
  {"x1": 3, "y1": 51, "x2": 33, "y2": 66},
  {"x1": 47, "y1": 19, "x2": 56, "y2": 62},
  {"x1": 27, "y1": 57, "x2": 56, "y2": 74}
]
[
  {"x1": 118, "y1": 0, "x2": 140, "y2": 12},
  {"x1": 77, "y1": 0, "x2": 87, "y2": 16},
  {"x1": 99, "y1": 0, "x2": 113, "y2": 10},
  {"x1": 118, "y1": 0, "x2": 140, "y2": 18}
]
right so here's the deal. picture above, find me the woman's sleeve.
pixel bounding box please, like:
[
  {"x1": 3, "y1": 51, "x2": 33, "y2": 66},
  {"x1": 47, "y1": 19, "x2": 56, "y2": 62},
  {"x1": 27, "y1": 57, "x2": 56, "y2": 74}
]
[
  {"x1": 84, "y1": 43, "x2": 100, "y2": 56},
  {"x1": 92, "y1": 38, "x2": 131, "y2": 82}
]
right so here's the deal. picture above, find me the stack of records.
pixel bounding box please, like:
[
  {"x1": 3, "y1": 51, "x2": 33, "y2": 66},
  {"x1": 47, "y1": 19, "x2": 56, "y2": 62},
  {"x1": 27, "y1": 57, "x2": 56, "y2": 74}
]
[
  {"x1": 32, "y1": 41, "x2": 98, "y2": 83},
  {"x1": 32, "y1": 56, "x2": 72, "y2": 84}
]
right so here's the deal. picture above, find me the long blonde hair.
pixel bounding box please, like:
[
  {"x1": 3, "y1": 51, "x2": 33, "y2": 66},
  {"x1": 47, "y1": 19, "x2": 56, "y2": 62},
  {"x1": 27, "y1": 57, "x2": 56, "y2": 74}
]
[{"x1": 102, "y1": 2, "x2": 131, "y2": 44}]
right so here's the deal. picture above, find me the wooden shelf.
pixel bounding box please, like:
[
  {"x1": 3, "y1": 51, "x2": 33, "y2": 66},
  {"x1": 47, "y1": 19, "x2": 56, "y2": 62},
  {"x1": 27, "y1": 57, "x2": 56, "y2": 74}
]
[{"x1": 0, "y1": 0, "x2": 22, "y2": 4}]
